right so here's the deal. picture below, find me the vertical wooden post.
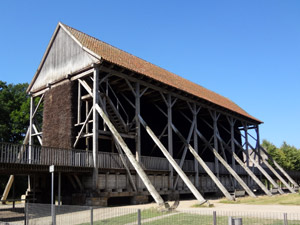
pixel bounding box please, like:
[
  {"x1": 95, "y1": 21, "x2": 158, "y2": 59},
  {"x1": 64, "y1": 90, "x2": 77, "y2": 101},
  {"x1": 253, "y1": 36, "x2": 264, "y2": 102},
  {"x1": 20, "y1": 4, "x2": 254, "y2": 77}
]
[
  {"x1": 167, "y1": 94, "x2": 174, "y2": 190},
  {"x1": 28, "y1": 96, "x2": 34, "y2": 192},
  {"x1": 29, "y1": 96, "x2": 34, "y2": 163},
  {"x1": 243, "y1": 123, "x2": 250, "y2": 186},
  {"x1": 135, "y1": 82, "x2": 141, "y2": 190},
  {"x1": 193, "y1": 104, "x2": 199, "y2": 188},
  {"x1": 212, "y1": 111, "x2": 219, "y2": 178},
  {"x1": 92, "y1": 66, "x2": 99, "y2": 189},
  {"x1": 58, "y1": 172, "x2": 61, "y2": 205},
  {"x1": 229, "y1": 118, "x2": 237, "y2": 188},
  {"x1": 85, "y1": 101, "x2": 90, "y2": 150},
  {"x1": 256, "y1": 126, "x2": 261, "y2": 165},
  {"x1": 77, "y1": 82, "x2": 81, "y2": 124}
]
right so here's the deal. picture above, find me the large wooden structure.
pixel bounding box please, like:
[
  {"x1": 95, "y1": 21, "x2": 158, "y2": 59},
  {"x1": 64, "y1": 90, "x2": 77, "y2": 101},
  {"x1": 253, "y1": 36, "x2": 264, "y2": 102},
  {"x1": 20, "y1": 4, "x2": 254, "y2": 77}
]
[{"x1": 2, "y1": 22, "x2": 299, "y2": 207}]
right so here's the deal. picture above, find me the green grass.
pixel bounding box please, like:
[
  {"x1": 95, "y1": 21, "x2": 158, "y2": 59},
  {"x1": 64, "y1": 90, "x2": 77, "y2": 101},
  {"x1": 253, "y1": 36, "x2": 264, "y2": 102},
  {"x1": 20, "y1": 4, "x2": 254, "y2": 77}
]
[
  {"x1": 80, "y1": 209, "x2": 300, "y2": 225},
  {"x1": 143, "y1": 213, "x2": 300, "y2": 225},
  {"x1": 219, "y1": 193, "x2": 300, "y2": 205},
  {"x1": 79, "y1": 208, "x2": 170, "y2": 225}
]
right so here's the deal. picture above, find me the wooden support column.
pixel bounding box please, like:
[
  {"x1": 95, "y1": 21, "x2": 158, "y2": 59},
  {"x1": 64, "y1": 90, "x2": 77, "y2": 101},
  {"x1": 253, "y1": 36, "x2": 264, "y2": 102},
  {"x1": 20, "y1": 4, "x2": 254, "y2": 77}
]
[
  {"x1": 243, "y1": 123, "x2": 251, "y2": 186},
  {"x1": 167, "y1": 94, "x2": 174, "y2": 190},
  {"x1": 171, "y1": 123, "x2": 234, "y2": 200},
  {"x1": 95, "y1": 104, "x2": 167, "y2": 208},
  {"x1": 229, "y1": 118, "x2": 237, "y2": 188},
  {"x1": 212, "y1": 111, "x2": 219, "y2": 178},
  {"x1": 135, "y1": 82, "x2": 142, "y2": 190},
  {"x1": 196, "y1": 129, "x2": 256, "y2": 198},
  {"x1": 259, "y1": 145, "x2": 299, "y2": 189},
  {"x1": 233, "y1": 138, "x2": 284, "y2": 194},
  {"x1": 29, "y1": 96, "x2": 34, "y2": 163},
  {"x1": 193, "y1": 104, "x2": 199, "y2": 188},
  {"x1": 244, "y1": 139, "x2": 295, "y2": 193},
  {"x1": 92, "y1": 66, "x2": 99, "y2": 190},
  {"x1": 216, "y1": 133, "x2": 272, "y2": 196},
  {"x1": 138, "y1": 115, "x2": 207, "y2": 205}
]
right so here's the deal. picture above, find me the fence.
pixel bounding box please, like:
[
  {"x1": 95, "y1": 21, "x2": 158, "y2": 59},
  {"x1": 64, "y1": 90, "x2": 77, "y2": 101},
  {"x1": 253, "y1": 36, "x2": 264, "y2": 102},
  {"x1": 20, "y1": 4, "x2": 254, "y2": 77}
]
[{"x1": 23, "y1": 203, "x2": 300, "y2": 225}]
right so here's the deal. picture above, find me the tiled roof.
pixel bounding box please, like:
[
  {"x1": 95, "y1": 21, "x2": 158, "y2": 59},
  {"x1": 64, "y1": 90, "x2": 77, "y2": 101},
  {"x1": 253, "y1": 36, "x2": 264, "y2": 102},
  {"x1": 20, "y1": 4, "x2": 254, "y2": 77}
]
[{"x1": 62, "y1": 23, "x2": 261, "y2": 123}]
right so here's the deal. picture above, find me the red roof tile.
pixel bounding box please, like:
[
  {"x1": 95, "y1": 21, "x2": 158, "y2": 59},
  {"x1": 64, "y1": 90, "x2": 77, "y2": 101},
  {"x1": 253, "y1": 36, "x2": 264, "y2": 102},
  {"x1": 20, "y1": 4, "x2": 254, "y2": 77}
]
[{"x1": 62, "y1": 23, "x2": 261, "y2": 123}]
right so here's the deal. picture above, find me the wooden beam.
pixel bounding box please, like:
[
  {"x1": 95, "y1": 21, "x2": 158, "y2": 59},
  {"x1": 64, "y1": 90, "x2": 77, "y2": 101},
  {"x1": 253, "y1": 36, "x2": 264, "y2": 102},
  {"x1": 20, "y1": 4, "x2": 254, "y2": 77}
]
[
  {"x1": 167, "y1": 94, "x2": 174, "y2": 189},
  {"x1": 138, "y1": 115, "x2": 207, "y2": 205},
  {"x1": 114, "y1": 142, "x2": 137, "y2": 192},
  {"x1": 73, "y1": 107, "x2": 93, "y2": 148},
  {"x1": 216, "y1": 134, "x2": 272, "y2": 196},
  {"x1": 174, "y1": 120, "x2": 195, "y2": 188},
  {"x1": 245, "y1": 141, "x2": 295, "y2": 193},
  {"x1": 95, "y1": 104, "x2": 167, "y2": 208},
  {"x1": 233, "y1": 139, "x2": 284, "y2": 194},
  {"x1": 135, "y1": 82, "x2": 141, "y2": 190},
  {"x1": 92, "y1": 67, "x2": 99, "y2": 189},
  {"x1": 100, "y1": 66, "x2": 260, "y2": 125},
  {"x1": 259, "y1": 146, "x2": 299, "y2": 188},
  {"x1": 171, "y1": 123, "x2": 234, "y2": 201},
  {"x1": 196, "y1": 129, "x2": 256, "y2": 198}
]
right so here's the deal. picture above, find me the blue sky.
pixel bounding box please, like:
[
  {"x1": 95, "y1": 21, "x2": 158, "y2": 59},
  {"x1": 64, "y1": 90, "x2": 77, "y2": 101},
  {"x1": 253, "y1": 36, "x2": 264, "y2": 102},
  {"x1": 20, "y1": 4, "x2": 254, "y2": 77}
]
[{"x1": 0, "y1": 1, "x2": 299, "y2": 148}]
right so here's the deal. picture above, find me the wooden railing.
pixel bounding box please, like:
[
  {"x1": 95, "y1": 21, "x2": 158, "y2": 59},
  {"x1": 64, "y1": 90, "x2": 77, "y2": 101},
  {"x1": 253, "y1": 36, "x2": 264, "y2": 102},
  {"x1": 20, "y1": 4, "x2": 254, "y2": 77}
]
[
  {"x1": 2, "y1": 142, "x2": 295, "y2": 179},
  {"x1": 0, "y1": 142, "x2": 93, "y2": 168}
]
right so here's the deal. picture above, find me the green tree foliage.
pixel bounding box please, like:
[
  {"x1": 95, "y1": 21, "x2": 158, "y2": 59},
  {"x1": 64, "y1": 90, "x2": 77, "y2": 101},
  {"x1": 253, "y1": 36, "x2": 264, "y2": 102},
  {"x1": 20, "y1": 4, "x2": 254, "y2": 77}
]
[
  {"x1": 0, "y1": 80, "x2": 30, "y2": 143},
  {"x1": 262, "y1": 139, "x2": 300, "y2": 172}
]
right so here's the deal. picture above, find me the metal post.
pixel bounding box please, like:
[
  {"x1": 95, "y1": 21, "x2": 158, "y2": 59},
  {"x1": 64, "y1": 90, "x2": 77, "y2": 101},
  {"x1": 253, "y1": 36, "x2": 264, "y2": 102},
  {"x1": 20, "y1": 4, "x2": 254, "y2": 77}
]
[
  {"x1": 90, "y1": 207, "x2": 94, "y2": 225},
  {"x1": 58, "y1": 172, "x2": 61, "y2": 206},
  {"x1": 137, "y1": 209, "x2": 141, "y2": 225},
  {"x1": 283, "y1": 213, "x2": 288, "y2": 225},
  {"x1": 50, "y1": 165, "x2": 56, "y2": 225},
  {"x1": 213, "y1": 211, "x2": 217, "y2": 225}
]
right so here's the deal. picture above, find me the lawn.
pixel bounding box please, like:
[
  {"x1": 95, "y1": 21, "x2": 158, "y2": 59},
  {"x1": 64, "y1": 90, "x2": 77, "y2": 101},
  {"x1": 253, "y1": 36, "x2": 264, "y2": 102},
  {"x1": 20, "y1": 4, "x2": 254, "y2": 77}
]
[
  {"x1": 80, "y1": 211, "x2": 300, "y2": 225},
  {"x1": 218, "y1": 193, "x2": 300, "y2": 205}
]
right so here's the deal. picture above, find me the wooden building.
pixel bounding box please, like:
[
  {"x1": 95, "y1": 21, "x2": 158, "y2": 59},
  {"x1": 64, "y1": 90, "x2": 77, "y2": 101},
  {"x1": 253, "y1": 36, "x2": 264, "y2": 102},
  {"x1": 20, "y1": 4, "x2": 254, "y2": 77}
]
[{"x1": 6, "y1": 22, "x2": 298, "y2": 207}]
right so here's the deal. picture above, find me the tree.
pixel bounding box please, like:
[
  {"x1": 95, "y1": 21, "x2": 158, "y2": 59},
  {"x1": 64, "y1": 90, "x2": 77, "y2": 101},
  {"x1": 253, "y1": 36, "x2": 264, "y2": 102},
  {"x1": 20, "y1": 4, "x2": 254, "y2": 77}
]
[
  {"x1": 0, "y1": 80, "x2": 29, "y2": 143},
  {"x1": 262, "y1": 139, "x2": 300, "y2": 172}
]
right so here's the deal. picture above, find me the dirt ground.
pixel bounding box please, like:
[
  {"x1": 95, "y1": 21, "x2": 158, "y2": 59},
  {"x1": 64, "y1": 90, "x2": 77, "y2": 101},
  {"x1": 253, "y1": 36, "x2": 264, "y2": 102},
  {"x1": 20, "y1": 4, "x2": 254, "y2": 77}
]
[{"x1": 121, "y1": 198, "x2": 300, "y2": 214}]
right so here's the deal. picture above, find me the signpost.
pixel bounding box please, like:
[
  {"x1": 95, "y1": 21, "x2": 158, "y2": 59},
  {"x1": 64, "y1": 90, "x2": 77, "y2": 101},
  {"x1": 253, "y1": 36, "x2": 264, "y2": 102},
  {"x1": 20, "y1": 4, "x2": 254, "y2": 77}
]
[{"x1": 49, "y1": 165, "x2": 56, "y2": 225}]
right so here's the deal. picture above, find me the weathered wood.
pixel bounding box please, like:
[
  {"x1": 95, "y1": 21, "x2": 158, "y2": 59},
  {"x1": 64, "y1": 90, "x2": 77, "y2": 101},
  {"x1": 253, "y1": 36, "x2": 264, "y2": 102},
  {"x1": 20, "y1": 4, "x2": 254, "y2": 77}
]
[
  {"x1": 92, "y1": 67, "x2": 99, "y2": 189},
  {"x1": 167, "y1": 94, "x2": 174, "y2": 189},
  {"x1": 73, "y1": 107, "x2": 93, "y2": 148},
  {"x1": 171, "y1": 123, "x2": 234, "y2": 201},
  {"x1": 245, "y1": 141, "x2": 295, "y2": 193},
  {"x1": 95, "y1": 104, "x2": 167, "y2": 208},
  {"x1": 193, "y1": 104, "x2": 200, "y2": 188},
  {"x1": 262, "y1": 159, "x2": 295, "y2": 193},
  {"x1": 32, "y1": 124, "x2": 43, "y2": 145},
  {"x1": 138, "y1": 115, "x2": 207, "y2": 205},
  {"x1": 135, "y1": 82, "x2": 142, "y2": 190},
  {"x1": 259, "y1": 146, "x2": 299, "y2": 188},
  {"x1": 216, "y1": 135, "x2": 272, "y2": 196},
  {"x1": 74, "y1": 175, "x2": 84, "y2": 191},
  {"x1": 30, "y1": 26, "x2": 98, "y2": 92},
  {"x1": 233, "y1": 139, "x2": 284, "y2": 194},
  {"x1": 174, "y1": 120, "x2": 195, "y2": 188},
  {"x1": 196, "y1": 129, "x2": 256, "y2": 198},
  {"x1": 211, "y1": 111, "x2": 219, "y2": 178},
  {"x1": 114, "y1": 142, "x2": 137, "y2": 192}
]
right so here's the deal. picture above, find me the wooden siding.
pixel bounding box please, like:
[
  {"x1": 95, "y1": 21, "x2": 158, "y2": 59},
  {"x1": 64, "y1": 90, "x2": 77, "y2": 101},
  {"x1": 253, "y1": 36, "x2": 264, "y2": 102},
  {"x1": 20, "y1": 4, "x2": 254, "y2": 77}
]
[{"x1": 31, "y1": 27, "x2": 97, "y2": 92}]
